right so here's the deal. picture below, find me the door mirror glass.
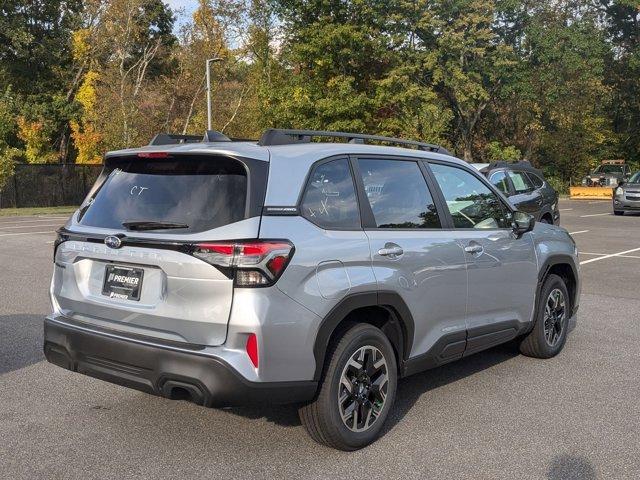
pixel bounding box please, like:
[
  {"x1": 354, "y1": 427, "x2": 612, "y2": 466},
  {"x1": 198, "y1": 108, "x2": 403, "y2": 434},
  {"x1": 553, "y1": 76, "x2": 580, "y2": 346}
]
[{"x1": 512, "y1": 211, "x2": 535, "y2": 236}]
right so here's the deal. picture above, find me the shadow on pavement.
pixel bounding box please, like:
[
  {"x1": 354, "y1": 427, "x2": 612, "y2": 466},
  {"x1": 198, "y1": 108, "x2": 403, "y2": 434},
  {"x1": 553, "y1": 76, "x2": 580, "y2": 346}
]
[
  {"x1": 547, "y1": 454, "x2": 597, "y2": 480},
  {"x1": 225, "y1": 341, "x2": 521, "y2": 430},
  {"x1": 384, "y1": 340, "x2": 520, "y2": 434},
  {"x1": 0, "y1": 314, "x2": 44, "y2": 374}
]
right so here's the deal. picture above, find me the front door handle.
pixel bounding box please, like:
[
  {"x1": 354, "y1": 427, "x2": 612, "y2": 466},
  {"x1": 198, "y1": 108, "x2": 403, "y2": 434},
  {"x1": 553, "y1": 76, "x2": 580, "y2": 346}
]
[
  {"x1": 378, "y1": 245, "x2": 404, "y2": 257},
  {"x1": 464, "y1": 243, "x2": 484, "y2": 255}
]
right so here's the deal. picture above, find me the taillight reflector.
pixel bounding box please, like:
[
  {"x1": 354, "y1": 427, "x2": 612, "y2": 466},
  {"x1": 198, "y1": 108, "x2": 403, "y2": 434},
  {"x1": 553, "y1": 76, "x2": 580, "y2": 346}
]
[{"x1": 246, "y1": 334, "x2": 259, "y2": 368}]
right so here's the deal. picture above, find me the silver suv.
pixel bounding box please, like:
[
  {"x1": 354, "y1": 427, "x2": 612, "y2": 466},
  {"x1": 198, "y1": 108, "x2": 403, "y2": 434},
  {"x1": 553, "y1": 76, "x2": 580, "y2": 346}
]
[{"x1": 45, "y1": 129, "x2": 580, "y2": 450}]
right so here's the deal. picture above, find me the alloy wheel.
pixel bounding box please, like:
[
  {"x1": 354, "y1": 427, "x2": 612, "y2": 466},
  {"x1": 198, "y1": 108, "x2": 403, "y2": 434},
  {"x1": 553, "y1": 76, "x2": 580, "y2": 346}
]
[
  {"x1": 543, "y1": 288, "x2": 566, "y2": 347},
  {"x1": 337, "y1": 345, "x2": 389, "y2": 432}
]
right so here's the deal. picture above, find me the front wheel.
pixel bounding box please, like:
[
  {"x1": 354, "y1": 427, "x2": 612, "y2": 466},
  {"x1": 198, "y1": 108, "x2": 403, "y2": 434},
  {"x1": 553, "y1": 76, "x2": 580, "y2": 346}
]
[
  {"x1": 299, "y1": 323, "x2": 397, "y2": 450},
  {"x1": 614, "y1": 210, "x2": 624, "y2": 216},
  {"x1": 520, "y1": 274, "x2": 571, "y2": 359}
]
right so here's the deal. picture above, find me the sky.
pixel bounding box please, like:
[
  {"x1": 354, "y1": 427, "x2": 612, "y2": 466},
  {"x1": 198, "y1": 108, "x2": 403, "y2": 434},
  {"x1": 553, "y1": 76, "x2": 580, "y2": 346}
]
[{"x1": 163, "y1": 0, "x2": 199, "y2": 31}]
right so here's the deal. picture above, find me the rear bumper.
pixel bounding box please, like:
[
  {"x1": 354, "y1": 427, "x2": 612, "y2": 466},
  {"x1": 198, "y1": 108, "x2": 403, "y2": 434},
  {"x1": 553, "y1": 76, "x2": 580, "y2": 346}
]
[{"x1": 43, "y1": 316, "x2": 317, "y2": 407}]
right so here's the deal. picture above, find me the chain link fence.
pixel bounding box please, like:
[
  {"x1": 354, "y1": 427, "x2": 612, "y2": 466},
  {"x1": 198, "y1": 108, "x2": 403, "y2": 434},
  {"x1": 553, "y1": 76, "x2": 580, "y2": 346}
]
[{"x1": 0, "y1": 164, "x2": 102, "y2": 209}]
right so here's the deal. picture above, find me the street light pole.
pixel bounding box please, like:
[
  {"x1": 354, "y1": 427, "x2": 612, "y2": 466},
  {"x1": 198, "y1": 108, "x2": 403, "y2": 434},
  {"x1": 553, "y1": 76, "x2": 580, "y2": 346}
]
[{"x1": 206, "y1": 57, "x2": 223, "y2": 130}]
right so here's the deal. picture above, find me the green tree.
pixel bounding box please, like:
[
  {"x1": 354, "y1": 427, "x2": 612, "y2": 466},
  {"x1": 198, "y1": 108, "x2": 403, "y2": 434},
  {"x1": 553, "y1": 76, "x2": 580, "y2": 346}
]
[
  {"x1": 602, "y1": 0, "x2": 640, "y2": 165},
  {"x1": 270, "y1": 0, "x2": 451, "y2": 143},
  {"x1": 416, "y1": 0, "x2": 517, "y2": 161}
]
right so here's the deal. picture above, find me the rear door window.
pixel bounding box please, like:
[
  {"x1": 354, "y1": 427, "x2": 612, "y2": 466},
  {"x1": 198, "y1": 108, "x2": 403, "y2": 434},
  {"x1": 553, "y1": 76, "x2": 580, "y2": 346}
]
[
  {"x1": 357, "y1": 159, "x2": 441, "y2": 228},
  {"x1": 300, "y1": 158, "x2": 361, "y2": 229},
  {"x1": 508, "y1": 170, "x2": 535, "y2": 194},
  {"x1": 79, "y1": 156, "x2": 248, "y2": 233},
  {"x1": 526, "y1": 172, "x2": 544, "y2": 189}
]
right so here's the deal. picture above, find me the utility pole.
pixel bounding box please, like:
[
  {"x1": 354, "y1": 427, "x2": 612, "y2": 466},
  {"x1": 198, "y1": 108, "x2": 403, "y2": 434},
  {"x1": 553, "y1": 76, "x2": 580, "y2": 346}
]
[{"x1": 206, "y1": 57, "x2": 223, "y2": 130}]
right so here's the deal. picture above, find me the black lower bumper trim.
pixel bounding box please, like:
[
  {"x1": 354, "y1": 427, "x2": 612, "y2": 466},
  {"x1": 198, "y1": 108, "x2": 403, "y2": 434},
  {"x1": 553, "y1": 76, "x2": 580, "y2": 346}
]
[{"x1": 44, "y1": 317, "x2": 317, "y2": 407}]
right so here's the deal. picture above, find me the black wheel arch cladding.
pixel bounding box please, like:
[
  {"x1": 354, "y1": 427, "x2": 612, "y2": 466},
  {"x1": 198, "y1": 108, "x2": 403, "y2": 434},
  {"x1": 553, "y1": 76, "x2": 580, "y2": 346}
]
[{"x1": 311, "y1": 291, "x2": 414, "y2": 381}]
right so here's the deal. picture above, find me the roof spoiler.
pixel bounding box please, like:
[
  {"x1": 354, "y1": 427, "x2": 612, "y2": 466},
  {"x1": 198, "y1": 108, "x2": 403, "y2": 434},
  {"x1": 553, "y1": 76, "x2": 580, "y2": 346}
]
[
  {"x1": 149, "y1": 130, "x2": 232, "y2": 146},
  {"x1": 485, "y1": 160, "x2": 541, "y2": 173}
]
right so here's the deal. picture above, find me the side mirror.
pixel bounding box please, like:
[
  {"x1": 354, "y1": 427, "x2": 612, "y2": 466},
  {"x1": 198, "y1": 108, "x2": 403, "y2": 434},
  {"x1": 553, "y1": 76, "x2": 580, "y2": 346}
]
[{"x1": 512, "y1": 211, "x2": 535, "y2": 236}]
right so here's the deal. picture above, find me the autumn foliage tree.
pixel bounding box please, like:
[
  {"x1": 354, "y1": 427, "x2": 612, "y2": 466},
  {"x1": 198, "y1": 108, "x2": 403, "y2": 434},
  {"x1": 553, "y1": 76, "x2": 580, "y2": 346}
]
[{"x1": 0, "y1": 0, "x2": 639, "y2": 188}]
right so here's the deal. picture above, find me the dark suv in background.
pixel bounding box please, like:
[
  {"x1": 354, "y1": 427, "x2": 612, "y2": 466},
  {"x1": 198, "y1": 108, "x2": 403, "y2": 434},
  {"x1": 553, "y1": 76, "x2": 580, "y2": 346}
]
[{"x1": 472, "y1": 161, "x2": 560, "y2": 225}]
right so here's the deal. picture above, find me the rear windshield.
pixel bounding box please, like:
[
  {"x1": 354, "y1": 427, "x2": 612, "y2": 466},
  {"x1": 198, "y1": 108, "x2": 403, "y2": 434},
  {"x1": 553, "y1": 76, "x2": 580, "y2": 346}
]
[
  {"x1": 594, "y1": 165, "x2": 622, "y2": 174},
  {"x1": 79, "y1": 156, "x2": 247, "y2": 233}
]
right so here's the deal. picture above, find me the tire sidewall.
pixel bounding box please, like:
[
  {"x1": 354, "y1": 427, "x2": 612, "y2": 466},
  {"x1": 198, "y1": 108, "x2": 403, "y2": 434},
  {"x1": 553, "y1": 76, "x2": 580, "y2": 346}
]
[{"x1": 322, "y1": 325, "x2": 398, "y2": 449}]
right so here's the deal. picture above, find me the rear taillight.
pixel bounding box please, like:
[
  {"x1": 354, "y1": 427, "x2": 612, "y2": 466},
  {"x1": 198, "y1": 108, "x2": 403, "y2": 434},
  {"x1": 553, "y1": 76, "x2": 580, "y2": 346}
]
[{"x1": 192, "y1": 240, "x2": 294, "y2": 287}]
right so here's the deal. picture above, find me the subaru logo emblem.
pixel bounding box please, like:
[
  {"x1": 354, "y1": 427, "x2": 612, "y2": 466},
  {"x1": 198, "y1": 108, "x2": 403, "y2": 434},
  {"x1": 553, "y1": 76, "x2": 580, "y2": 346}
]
[{"x1": 104, "y1": 236, "x2": 122, "y2": 249}]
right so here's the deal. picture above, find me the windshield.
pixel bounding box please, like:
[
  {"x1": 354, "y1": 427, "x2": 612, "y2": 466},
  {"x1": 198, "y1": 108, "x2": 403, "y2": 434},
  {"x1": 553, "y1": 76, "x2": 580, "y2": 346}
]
[
  {"x1": 79, "y1": 156, "x2": 247, "y2": 233},
  {"x1": 629, "y1": 172, "x2": 640, "y2": 183},
  {"x1": 594, "y1": 165, "x2": 623, "y2": 174}
]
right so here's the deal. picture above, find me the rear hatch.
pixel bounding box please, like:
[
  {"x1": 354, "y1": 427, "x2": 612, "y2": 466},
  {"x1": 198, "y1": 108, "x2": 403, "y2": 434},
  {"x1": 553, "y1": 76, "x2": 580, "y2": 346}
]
[{"x1": 52, "y1": 152, "x2": 267, "y2": 346}]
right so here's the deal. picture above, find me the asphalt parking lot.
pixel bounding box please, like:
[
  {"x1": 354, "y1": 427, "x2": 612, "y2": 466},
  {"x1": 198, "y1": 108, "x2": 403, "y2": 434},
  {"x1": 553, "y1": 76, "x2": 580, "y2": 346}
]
[{"x1": 1, "y1": 199, "x2": 639, "y2": 479}]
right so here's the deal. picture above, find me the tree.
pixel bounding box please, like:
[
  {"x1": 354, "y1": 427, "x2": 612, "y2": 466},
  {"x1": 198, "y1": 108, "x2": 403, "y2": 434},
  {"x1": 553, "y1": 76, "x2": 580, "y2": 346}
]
[
  {"x1": 415, "y1": 0, "x2": 516, "y2": 161},
  {"x1": 523, "y1": 4, "x2": 613, "y2": 180},
  {"x1": 89, "y1": 0, "x2": 176, "y2": 148},
  {"x1": 602, "y1": 0, "x2": 640, "y2": 166},
  {"x1": 270, "y1": 0, "x2": 453, "y2": 144}
]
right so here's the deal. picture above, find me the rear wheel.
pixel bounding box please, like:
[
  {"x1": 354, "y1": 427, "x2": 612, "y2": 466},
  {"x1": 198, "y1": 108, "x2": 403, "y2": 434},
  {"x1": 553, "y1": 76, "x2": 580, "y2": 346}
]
[
  {"x1": 299, "y1": 323, "x2": 397, "y2": 451},
  {"x1": 614, "y1": 210, "x2": 624, "y2": 216},
  {"x1": 520, "y1": 274, "x2": 570, "y2": 359},
  {"x1": 539, "y1": 215, "x2": 552, "y2": 224}
]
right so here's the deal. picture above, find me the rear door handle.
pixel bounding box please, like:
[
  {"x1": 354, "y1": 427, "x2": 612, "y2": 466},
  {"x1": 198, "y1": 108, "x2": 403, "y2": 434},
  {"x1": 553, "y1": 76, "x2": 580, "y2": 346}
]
[
  {"x1": 378, "y1": 245, "x2": 404, "y2": 257},
  {"x1": 464, "y1": 244, "x2": 484, "y2": 255}
]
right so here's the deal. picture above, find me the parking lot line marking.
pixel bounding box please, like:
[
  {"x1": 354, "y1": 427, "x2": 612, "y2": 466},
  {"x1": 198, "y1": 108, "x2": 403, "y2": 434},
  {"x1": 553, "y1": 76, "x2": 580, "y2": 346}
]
[
  {"x1": 580, "y1": 251, "x2": 640, "y2": 259},
  {"x1": 0, "y1": 218, "x2": 69, "y2": 224},
  {"x1": 580, "y1": 212, "x2": 611, "y2": 217},
  {"x1": 569, "y1": 230, "x2": 589, "y2": 235},
  {"x1": 588, "y1": 200, "x2": 609, "y2": 204},
  {"x1": 559, "y1": 208, "x2": 573, "y2": 211},
  {"x1": 0, "y1": 224, "x2": 63, "y2": 230},
  {"x1": 0, "y1": 230, "x2": 55, "y2": 237},
  {"x1": 580, "y1": 247, "x2": 640, "y2": 265}
]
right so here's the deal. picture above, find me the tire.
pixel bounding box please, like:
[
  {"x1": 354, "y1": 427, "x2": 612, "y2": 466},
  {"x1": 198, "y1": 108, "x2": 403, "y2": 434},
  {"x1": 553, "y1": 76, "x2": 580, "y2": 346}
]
[
  {"x1": 614, "y1": 210, "x2": 624, "y2": 216},
  {"x1": 519, "y1": 274, "x2": 571, "y2": 359},
  {"x1": 539, "y1": 216, "x2": 552, "y2": 224},
  {"x1": 299, "y1": 323, "x2": 397, "y2": 451}
]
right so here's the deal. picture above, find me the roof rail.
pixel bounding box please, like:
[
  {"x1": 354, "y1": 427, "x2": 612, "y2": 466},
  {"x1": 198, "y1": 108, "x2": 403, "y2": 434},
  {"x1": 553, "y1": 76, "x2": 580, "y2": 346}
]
[{"x1": 258, "y1": 129, "x2": 451, "y2": 155}]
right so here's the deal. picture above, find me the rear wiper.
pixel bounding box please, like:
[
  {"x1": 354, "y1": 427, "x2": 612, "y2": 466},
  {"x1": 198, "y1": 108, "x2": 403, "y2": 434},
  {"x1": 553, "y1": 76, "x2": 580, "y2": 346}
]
[{"x1": 122, "y1": 221, "x2": 189, "y2": 231}]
